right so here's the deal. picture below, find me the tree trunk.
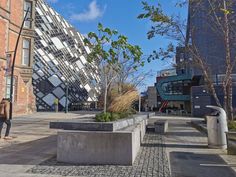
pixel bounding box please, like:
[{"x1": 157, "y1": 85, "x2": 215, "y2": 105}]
[
  {"x1": 104, "y1": 76, "x2": 108, "y2": 113},
  {"x1": 197, "y1": 55, "x2": 222, "y2": 107},
  {"x1": 188, "y1": 45, "x2": 222, "y2": 107},
  {"x1": 223, "y1": 84, "x2": 228, "y2": 116},
  {"x1": 223, "y1": 0, "x2": 233, "y2": 121},
  {"x1": 227, "y1": 76, "x2": 234, "y2": 121}
]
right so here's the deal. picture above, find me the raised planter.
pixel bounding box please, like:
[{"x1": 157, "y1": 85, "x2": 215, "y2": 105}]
[
  {"x1": 226, "y1": 131, "x2": 236, "y2": 155},
  {"x1": 50, "y1": 113, "x2": 149, "y2": 132},
  {"x1": 57, "y1": 119, "x2": 147, "y2": 165},
  {"x1": 52, "y1": 113, "x2": 150, "y2": 165}
]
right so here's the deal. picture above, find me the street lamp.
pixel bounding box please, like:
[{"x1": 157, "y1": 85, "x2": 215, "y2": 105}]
[
  {"x1": 9, "y1": 8, "x2": 32, "y2": 120},
  {"x1": 65, "y1": 83, "x2": 69, "y2": 113},
  {"x1": 139, "y1": 93, "x2": 141, "y2": 113}
]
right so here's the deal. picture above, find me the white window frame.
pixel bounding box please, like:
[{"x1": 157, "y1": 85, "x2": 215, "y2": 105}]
[
  {"x1": 23, "y1": 0, "x2": 33, "y2": 28},
  {"x1": 22, "y1": 38, "x2": 31, "y2": 66}
]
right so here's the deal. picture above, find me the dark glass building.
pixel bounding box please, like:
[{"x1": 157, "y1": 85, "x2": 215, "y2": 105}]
[
  {"x1": 187, "y1": 0, "x2": 236, "y2": 75},
  {"x1": 33, "y1": 0, "x2": 101, "y2": 111},
  {"x1": 187, "y1": 0, "x2": 236, "y2": 116},
  {"x1": 153, "y1": 1, "x2": 236, "y2": 117}
]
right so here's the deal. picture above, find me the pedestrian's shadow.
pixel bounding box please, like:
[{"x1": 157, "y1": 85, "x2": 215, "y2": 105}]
[{"x1": 0, "y1": 135, "x2": 57, "y2": 165}]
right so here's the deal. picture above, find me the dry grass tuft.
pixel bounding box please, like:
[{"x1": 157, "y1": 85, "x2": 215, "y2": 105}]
[{"x1": 108, "y1": 90, "x2": 139, "y2": 112}]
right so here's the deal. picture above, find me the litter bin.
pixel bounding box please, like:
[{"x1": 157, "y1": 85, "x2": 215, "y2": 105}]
[{"x1": 206, "y1": 105, "x2": 228, "y2": 149}]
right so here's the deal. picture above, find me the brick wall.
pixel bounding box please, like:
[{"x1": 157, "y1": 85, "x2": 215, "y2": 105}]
[{"x1": 0, "y1": 0, "x2": 36, "y2": 116}]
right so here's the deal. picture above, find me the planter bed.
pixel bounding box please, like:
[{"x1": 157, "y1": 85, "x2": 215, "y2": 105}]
[
  {"x1": 50, "y1": 113, "x2": 149, "y2": 132},
  {"x1": 226, "y1": 131, "x2": 236, "y2": 155}
]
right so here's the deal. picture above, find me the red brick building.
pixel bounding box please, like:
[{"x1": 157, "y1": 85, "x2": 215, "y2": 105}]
[{"x1": 0, "y1": 0, "x2": 36, "y2": 115}]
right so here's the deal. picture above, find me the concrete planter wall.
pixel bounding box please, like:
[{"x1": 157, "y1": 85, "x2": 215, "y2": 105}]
[
  {"x1": 57, "y1": 119, "x2": 147, "y2": 165},
  {"x1": 52, "y1": 113, "x2": 151, "y2": 165},
  {"x1": 226, "y1": 131, "x2": 236, "y2": 155},
  {"x1": 50, "y1": 113, "x2": 149, "y2": 132}
]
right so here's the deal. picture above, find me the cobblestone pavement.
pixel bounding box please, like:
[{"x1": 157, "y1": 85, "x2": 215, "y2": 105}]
[{"x1": 28, "y1": 133, "x2": 171, "y2": 177}]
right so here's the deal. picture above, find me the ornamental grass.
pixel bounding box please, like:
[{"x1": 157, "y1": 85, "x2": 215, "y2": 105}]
[{"x1": 108, "y1": 90, "x2": 139, "y2": 113}]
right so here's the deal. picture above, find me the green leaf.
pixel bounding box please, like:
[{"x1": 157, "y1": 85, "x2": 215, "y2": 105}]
[
  {"x1": 137, "y1": 13, "x2": 146, "y2": 19},
  {"x1": 98, "y1": 23, "x2": 103, "y2": 31}
]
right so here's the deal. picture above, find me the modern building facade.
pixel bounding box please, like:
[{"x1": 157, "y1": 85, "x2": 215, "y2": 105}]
[
  {"x1": 187, "y1": 0, "x2": 236, "y2": 75},
  {"x1": 147, "y1": 86, "x2": 157, "y2": 111},
  {"x1": 152, "y1": 1, "x2": 236, "y2": 117},
  {"x1": 0, "y1": 0, "x2": 36, "y2": 115},
  {"x1": 187, "y1": 0, "x2": 236, "y2": 116},
  {"x1": 33, "y1": 0, "x2": 101, "y2": 111},
  {"x1": 154, "y1": 66, "x2": 196, "y2": 114}
]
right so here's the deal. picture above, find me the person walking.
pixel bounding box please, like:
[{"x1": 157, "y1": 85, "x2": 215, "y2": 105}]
[{"x1": 0, "y1": 98, "x2": 12, "y2": 140}]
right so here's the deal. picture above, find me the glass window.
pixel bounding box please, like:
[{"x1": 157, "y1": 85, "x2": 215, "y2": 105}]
[
  {"x1": 5, "y1": 76, "x2": 17, "y2": 102},
  {"x1": 24, "y1": 1, "x2": 32, "y2": 28},
  {"x1": 22, "y1": 39, "x2": 31, "y2": 66}
]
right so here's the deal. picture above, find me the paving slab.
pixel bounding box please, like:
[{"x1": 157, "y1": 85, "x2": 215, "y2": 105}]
[
  {"x1": 0, "y1": 112, "x2": 235, "y2": 177},
  {"x1": 165, "y1": 121, "x2": 236, "y2": 177}
]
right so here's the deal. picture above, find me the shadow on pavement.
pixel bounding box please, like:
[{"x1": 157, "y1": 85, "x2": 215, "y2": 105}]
[
  {"x1": 166, "y1": 131, "x2": 206, "y2": 137},
  {"x1": 0, "y1": 135, "x2": 57, "y2": 165},
  {"x1": 165, "y1": 144, "x2": 207, "y2": 149},
  {"x1": 170, "y1": 151, "x2": 236, "y2": 177},
  {"x1": 141, "y1": 143, "x2": 207, "y2": 149}
]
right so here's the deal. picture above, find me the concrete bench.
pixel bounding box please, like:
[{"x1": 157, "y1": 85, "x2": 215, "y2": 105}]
[
  {"x1": 57, "y1": 119, "x2": 147, "y2": 165},
  {"x1": 154, "y1": 120, "x2": 168, "y2": 134}
]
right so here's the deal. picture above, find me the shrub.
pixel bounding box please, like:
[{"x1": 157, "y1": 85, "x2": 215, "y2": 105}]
[
  {"x1": 95, "y1": 112, "x2": 111, "y2": 122},
  {"x1": 126, "y1": 108, "x2": 137, "y2": 115},
  {"x1": 110, "y1": 113, "x2": 120, "y2": 121},
  {"x1": 228, "y1": 121, "x2": 236, "y2": 131},
  {"x1": 118, "y1": 112, "x2": 129, "y2": 119},
  {"x1": 95, "y1": 110, "x2": 136, "y2": 122}
]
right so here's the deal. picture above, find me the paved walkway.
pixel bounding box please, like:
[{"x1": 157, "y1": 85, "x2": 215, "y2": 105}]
[
  {"x1": 0, "y1": 113, "x2": 235, "y2": 177},
  {"x1": 164, "y1": 120, "x2": 236, "y2": 177},
  {"x1": 0, "y1": 112, "x2": 96, "y2": 177},
  {"x1": 0, "y1": 111, "x2": 96, "y2": 149}
]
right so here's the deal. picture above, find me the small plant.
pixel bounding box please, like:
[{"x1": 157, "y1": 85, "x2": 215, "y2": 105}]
[
  {"x1": 95, "y1": 112, "x2": 112, "y2": 122},
  {"x1": 228, "y1": 121, "x2": 236, "y2": 131},
  {"x1": 95, "y1": 109, "x2": 136, "y2": 122},
  {"x1": 110, "y1": 113, "x2": 120, "y2": 121},
  {"x1": 118, "y1": 112, "x2": 129, "y2": 119}
]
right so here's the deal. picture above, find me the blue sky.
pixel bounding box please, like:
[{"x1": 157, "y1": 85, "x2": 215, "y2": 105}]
[{"x1": 46, "y1": 0, "x2": 188, "y2": 91}]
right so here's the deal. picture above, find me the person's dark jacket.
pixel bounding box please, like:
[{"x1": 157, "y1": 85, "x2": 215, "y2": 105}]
[{"x1": 0, "y1": 99, "x2": 10, "y2": 120}]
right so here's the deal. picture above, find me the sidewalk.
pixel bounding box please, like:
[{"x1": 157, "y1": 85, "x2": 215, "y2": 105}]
[
  {"x1": 164, "y1": 120, "x2": 236, "y2": 177},
  {"x1": 0, "y1": 111, "x2": 96, "y2": 149},
  {"x1": 0, "y1": 111, "x2": 97, "y2": 177},
  {"x1": 0, "y1": 113, "x2": 235, "y2": 176}
]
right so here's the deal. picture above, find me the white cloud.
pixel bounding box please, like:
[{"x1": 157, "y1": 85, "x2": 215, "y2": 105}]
[
  {"x1": 47, "y1": 0, "x2": 58, "y2": 3},
  {"x1": 70, "y1": 1, "x2": 106, "y2": 22}
]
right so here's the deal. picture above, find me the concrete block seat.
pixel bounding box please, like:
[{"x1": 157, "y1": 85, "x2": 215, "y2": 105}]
[
  {"x1": 154, "y1": 120, "x2": 168, "y2": 134},
  {"x1": 146, "y1": 120, "x2": 168, "y2": 134},
  {"x1": 54, "y1": 115, "x2": 148, "y2": 165}
]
